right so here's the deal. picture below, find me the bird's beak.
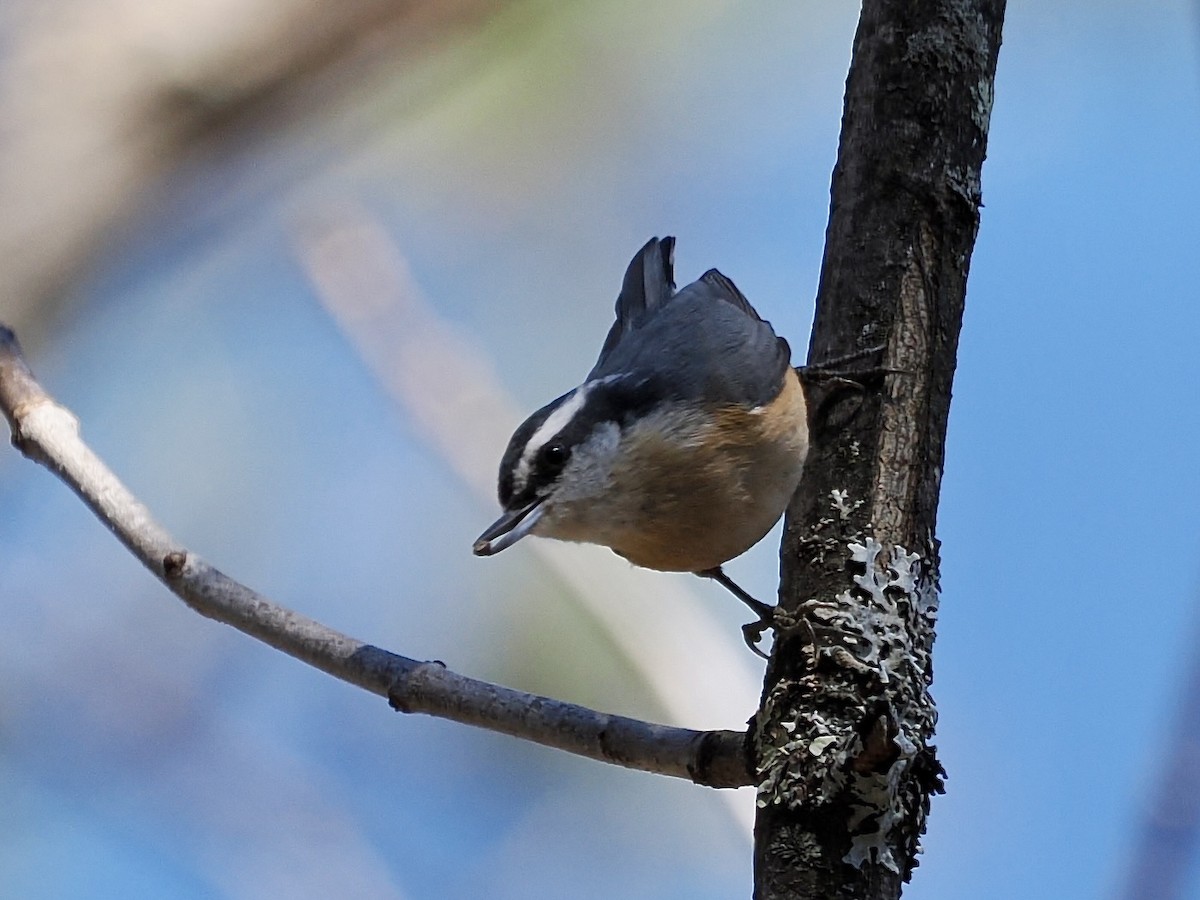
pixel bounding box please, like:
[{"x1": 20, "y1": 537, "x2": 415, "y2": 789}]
[{"x1": 473, "y1": 499, "x2": 545, "y2": 556}]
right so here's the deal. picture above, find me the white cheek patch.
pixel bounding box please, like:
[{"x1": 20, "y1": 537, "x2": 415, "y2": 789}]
[
  {"x1": 550, "y1": 421, "x2": 620, "y2": 505},
  {"x1": 512, "y1": 384, "x2": 590, "y2": 496}
]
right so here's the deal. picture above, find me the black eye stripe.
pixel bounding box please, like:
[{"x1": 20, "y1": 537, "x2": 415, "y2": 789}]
[
  {"x1": 539, "y1": 442, "x2": 570, "y2": 469},
  {"x1": 497, "y1": 377, "x2": 667, "y2": 510},
  {"x1": 497, "y1": 398, "x2": 561, "y2": 507}
]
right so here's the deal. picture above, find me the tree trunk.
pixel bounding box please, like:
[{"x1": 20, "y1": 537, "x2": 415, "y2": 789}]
[{"x1": 753, "y1": 1, "x2": 1006, "y2": 897}]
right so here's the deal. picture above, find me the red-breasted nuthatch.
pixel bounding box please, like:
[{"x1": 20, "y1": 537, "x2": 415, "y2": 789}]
[{"x1": 473, "y1": 237, "x2": 809, "y2": 652}]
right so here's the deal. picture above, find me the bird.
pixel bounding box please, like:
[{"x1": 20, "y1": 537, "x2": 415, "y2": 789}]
[{"x1": 473, "y1": 236, "x2": 810, "y2": 654}]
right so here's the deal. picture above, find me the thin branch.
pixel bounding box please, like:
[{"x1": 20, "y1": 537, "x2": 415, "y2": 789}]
[
  {"x1": 0, "y1": 323, "x2": 751, "y2": 789},
  {"x1": 1116, "y1": 596, "x2": 1200, "y2": 899}
]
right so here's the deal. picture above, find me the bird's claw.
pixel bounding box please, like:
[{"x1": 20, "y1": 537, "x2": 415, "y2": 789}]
[
  {"x1": 741, "y1": 610, "x2": 775, "y2": 660},
  {"x1": 697, "y1": 566, "x2": 778, "y2": 658}
]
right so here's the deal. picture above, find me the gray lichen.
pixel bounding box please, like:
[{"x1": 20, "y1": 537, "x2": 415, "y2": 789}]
[
  {"x1": 794, "y1": 489, "x2": 865, "y2": 574},
  {"x1": 756, "y1": 532, "x2": 941, "y2": 875}
]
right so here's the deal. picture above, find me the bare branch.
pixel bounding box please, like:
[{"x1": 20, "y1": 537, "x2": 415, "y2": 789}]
[
  {"x1": 0, "y1": 323, "x2": 751, "y2": 789},
  {"x1": 1117, "y1": 600, "x2": 1200, "y2": 899}
]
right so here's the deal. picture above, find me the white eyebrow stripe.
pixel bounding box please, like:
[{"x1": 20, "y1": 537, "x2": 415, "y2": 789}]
[
  {"x1": 513, "y1": 383, "x2": 591, "y2": 493},
  {"x1": 509, "y1": 373, "x2": 636, "y2": 497},
  {"x1": 527, "y1": 385, "x2": 588, "y2": 455}
]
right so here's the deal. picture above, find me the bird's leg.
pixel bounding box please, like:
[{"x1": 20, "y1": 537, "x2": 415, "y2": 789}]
[
  {"x1": 699, "y1": 566, "x2": 773, "y2": 619},
  {"x1": 696, "y1": 566, "x2": 775, "y2": 659}
]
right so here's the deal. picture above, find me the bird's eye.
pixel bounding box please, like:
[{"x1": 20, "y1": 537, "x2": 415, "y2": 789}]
[{"x1": 539, "y1": 442, "x2": 571, "y2": 471}]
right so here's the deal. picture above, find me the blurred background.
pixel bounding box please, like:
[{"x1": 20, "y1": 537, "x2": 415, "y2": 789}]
[{"x1": 1, "y1": 1, "x2": 1198, "y2": 897}]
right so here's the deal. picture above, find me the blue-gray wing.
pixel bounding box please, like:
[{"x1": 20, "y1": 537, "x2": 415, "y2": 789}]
[{"x1": 589, "y1": 239, "x2": 791, "y2": 409}]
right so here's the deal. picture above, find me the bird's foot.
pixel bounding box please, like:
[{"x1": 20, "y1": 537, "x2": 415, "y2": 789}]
[
  {"x1": 741, "y1": 610, "x2": 775, "y2": 660},
  {"x1": 697, "y1": 566, "x2": 777, "y2": 658}
]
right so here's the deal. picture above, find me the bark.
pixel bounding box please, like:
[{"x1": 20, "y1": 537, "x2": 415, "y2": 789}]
[{"x1": 753, "y1": 1, "x2": 1006, "y2": 897}]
